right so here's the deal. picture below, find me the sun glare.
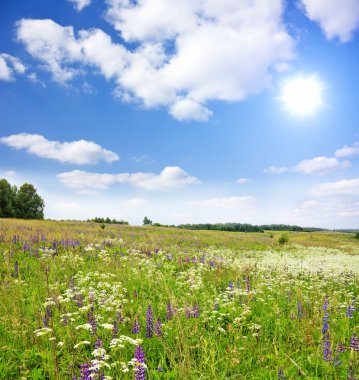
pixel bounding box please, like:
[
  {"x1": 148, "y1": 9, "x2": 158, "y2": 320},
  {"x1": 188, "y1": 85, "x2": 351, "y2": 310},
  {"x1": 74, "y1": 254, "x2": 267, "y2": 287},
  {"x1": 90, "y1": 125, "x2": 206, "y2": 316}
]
[{"x1": 280, "y1": 75, "x2": 324, "y2": 117}]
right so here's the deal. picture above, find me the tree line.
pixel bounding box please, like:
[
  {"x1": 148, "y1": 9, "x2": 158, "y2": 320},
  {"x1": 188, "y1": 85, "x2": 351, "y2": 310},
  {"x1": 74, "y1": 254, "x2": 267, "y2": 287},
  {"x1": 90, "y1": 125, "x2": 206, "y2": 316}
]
[
  {"x1": 176, "y1": 223, "x2": 325, "y2": 233},
  {"x1": 87, "y1": 217, "x2": 129, "y2": 225},
  {"x1": 0, "y1": 178, "x2": 44, "y2": 219}
]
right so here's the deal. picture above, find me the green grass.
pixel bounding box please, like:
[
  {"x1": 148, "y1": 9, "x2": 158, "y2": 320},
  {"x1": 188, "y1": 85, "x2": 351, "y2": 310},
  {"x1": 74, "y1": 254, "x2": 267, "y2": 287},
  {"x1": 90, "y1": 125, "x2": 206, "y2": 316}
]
[{"x1": 0, "y1": 219, "x2": 358, "y2": 379}]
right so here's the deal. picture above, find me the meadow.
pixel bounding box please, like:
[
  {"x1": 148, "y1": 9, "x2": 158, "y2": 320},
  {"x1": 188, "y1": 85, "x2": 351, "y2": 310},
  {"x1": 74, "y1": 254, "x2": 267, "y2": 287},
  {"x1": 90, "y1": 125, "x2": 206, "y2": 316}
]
[{"x1": 0, "y1": 219, "x2": 358, "y2": 379}]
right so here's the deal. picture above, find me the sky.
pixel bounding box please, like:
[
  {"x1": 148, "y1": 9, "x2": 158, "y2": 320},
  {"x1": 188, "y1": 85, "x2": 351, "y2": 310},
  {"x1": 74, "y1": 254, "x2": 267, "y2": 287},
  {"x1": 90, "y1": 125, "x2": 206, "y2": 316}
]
[{"x1": 0, "y1": 0, "x2": 359, "y2": 228}]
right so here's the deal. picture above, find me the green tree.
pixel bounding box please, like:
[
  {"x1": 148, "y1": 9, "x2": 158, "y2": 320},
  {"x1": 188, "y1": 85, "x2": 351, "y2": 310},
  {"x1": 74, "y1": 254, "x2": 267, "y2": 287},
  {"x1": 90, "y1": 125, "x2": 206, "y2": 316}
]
[
  {"x1": 143, "y1": 216, "x2": 152, "y2": 226},
  {"x1": 0, "y1": 179, "x2": 16, "y2": 217},
  {"x1": 15, "y1": 183, "x2": 45, "y2": 219}
]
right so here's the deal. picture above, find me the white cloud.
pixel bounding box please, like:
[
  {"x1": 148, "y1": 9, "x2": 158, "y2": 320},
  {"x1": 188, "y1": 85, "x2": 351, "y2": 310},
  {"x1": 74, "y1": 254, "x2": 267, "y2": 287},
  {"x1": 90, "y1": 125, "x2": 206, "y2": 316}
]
[
  {"x1": 0, "y1": 53, "x2": 26, "y2": 81},
  {"x1": 294, "y1": 156, "x2": 350, "y2": 175},
  {"x1": 300, "y1": 0, "x2": 359, "y2": 42},
  {"x1": 309, "y1": 178, "x2": 359, "y2": 197},
  {"x1": 57, "y1": 166, "x2": 200, "y2": 191},
  {"x1": 17, "y1": 0, "x2": 295, "y2": 120},
  {"x1": 335, "y1": 141, "x2": 359, "y2": 158},
  {"x1": 4, "y1": 170, "x2": 17, "y2": 177},
  {"x1": 68, "y1": 0, "x2": 91, "y2": 12},
  {"x1": 169, "y1": 98, "x2": 213, "y2": 122},
  {"x1": 265, "y1": 156, "x2": 350, "y2": 176},
  {"x1": 236, "y1": 177, "x2": 250, "y2": 184},
  {"x1": 0, "y1": 133, "x2": 119, "y2": 165},
  {"x1": 263, "y1": 166, "x2": 289, "y2": 174},
  {"x1": 190, "y1": 195, "x2": 256, "y2": 208}
]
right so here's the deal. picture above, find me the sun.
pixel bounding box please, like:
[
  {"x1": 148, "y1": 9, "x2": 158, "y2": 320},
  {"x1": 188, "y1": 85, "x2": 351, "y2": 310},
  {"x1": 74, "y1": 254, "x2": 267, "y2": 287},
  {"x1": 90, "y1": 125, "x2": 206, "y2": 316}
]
[{"x1": 280, "y1": 75, "x2": 325, "y2": 117}]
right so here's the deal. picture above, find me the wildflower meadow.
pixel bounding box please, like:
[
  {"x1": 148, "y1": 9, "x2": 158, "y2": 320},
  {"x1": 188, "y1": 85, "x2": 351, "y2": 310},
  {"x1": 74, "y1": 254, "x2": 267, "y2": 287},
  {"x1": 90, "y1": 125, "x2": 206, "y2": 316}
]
[{"x1": 0, "y1": 219, "x2": 358, "y2": 379}]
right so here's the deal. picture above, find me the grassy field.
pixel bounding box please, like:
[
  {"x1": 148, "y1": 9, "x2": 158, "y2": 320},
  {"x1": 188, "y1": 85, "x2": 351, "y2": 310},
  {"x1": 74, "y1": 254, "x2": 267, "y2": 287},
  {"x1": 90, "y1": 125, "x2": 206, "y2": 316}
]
[{"x1": 0, "y1": 219, "x2": 358, "y2": 379}]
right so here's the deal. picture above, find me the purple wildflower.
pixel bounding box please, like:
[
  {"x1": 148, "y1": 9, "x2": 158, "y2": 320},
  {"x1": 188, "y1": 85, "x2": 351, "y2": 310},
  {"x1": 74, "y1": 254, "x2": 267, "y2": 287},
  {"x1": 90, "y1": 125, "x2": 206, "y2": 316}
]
[
  {"x1": 155, "y1": 316, "x2": 162, "y2": 337},
  {"x1": 337, "y1": 342, "x2": 346, "y2": 353},
  {"x1": 134, "y1": 345, "x2": 146, "y2": 380},
  {"x1": 79, "y1": 363, "x2": 92, "y2": 380},
  {"x1": 43, "y1": 305, "x2": 52, "y2": 327},
  {"x1": 323, "y1": 332, "x2": 331, "y2": 361},
  {"x1": 346, "y1": 305, "x2": 354, "y2": 318},
  {"x1": 87, "y1": 311, "x2": 97, "y2": 336},
  {"x1": 200, "y1": 254, "x2": 205, "y2": 264},
  {"x1": 166, "y1": 300, "x2": 173, "y2": 321},
  {"x1": 133, "y1": 290, "x2": 138, "y2": 299},
  {"x1": 146, "y1": 305, "x2": 154, "y2": 338},
  {"x1": 350, "y1": 333, "x2": 359, "y2": 351},
  {"x1": 132, "y1": 317, "x2": 140, "y2": 334},
  {"x1": 157, "y1": 367, "x2": 163, "y2": 373}
]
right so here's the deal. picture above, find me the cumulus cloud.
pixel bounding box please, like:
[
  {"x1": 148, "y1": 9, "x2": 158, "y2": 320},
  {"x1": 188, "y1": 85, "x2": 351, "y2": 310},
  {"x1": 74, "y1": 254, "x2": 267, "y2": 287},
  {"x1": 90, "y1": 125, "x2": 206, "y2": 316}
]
[
  {"x1": 294, "y1": 156, "x2": 350, "y2": 175},
  {"x1": 335, "y1": 141, "x2": 359, "y2": 158},
  {"x1": 57, "y1": 166, "x2": 200, "y2": 191},
  {"x1": 300, "y1": 0, "x2": 359, "y2": 42},
  {"x1": 0, "y1": 133, "x2": 119, "y2": 165},
  {"x1": 309, "y1": 178, "x2": 359, "y2": 197},
  {"x1": 190, "y1": 196, "x2": 256, "y2": 208},
  {"x1": 16, "y1": 0, "x2": 295, "y2": 120},
  {"x1": 0, "y1": 53, "x2": 26, "y2": 81},
  {"x1": 67, "y1": 0, "x2": 91, "y2": 12}
]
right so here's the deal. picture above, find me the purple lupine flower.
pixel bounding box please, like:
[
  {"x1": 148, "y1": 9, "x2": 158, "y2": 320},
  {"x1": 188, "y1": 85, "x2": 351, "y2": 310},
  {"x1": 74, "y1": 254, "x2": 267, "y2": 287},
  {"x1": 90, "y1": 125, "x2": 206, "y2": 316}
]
[
  {"x1": 146, "y1": 305, "x2": 154, "y2": 338},
  {"x1": 133, "y1": 290, "x2": 138, "y2": 299},
  {"x1": 112, "y1": 320, "x2": 118, "y2": 338},
  {"x1": 43, "y1": 305, "x2": 52, "y2": 327},
  {"x1": 155, "y1": 316, "x2": 162, "y2": 337},
  {"x1": 13, "y1": 261, "x2": 19, "y2": 277},
  {"x1": 322, "y1": 322, "x2": 329, "y2": 335},
  {"x1": 132, "y1": 317, "x2": 140, "y2": 334},
  {"x1": 200, "y1": 254, "x2": 205, "y2": 264},
  {"x1": 337, "y1": 342, "x2": 346, "y2": 353},
  {"x1": 278, "y1": 368, "x2": 286, "y2": 379},
  {"x1": 95, "y1": 339, "x2": 103, "y2": 349},
  {"x1": 134, "y1": 345, "x2": 146, "y2": 380},
  {"x1": 350, "y1": 333, "x2": 359, "y2": 351},
  {"x1": 297, "y1": 301, "x2": 303, "y2": 319},
  {"x1": 166, "y1": 300, "x2": 173, "y2": 321},
  {"x1": 185, "y1": 307, "x2": 191, "y2": 319},
  {"x1": 87, "y1": 312, "x2": 97, "y2": 336},
  {"x1": 80, "y1": 363, "x2": 92, "y2": 380},
  {"x1": 209, "y1": 260, "x2": 215, "y2": 268},
  {"x1": 346, "y1": 305, "x2": 354, "y2": 318},
  {"x1": 323, "y1": 332, "x2": 331, "y2": 361},
  {"x1": 157, "y1": 367, "x2": 163, "y2": 373}
]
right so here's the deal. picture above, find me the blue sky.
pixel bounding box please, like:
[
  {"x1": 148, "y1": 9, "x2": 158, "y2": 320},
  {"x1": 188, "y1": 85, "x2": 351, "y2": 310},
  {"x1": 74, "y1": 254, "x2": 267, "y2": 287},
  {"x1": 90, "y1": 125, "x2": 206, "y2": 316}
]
[{"x1": 1, "y1": 0, "x2": 359, "y2": 228}]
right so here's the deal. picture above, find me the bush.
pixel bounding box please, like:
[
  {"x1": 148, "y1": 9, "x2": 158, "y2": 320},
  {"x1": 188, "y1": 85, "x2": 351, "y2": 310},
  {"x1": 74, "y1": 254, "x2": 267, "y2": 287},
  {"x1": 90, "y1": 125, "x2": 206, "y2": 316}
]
[
  {"x1": 278, "y1": 233, "x2": 289, "y2": 245},
  {"x1": 355, "y1": 232, "x2": 359, "y2": 239}
]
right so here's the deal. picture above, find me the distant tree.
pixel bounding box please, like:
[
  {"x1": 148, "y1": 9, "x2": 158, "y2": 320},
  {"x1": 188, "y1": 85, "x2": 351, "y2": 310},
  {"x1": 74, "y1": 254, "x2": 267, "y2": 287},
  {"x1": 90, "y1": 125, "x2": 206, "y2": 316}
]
[
  {"x1": 15, "y1": 183, "x2": 44, "y2": 219},
  {"x1": 143, "y1": 216, "x2": 152, "y2": 226},
  {"x1": 355, "y1": 232, "x2": 359, "y2": 239},
  {"x1": 0, "y1": 179, "x2": 16, "y2": 217}
]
